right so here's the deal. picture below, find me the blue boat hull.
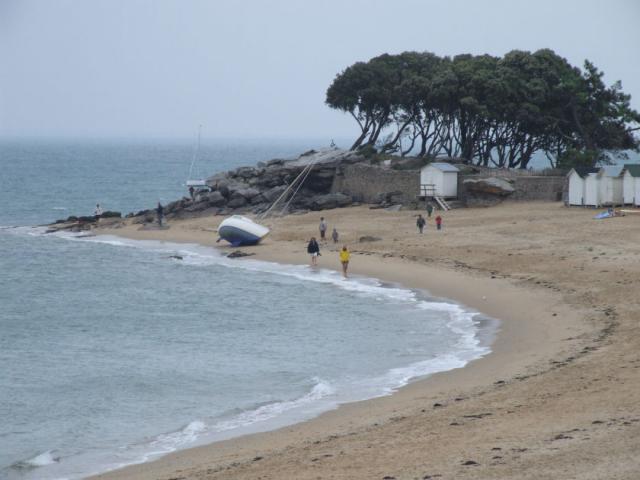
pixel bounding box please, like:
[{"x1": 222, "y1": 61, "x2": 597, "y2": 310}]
[{"x1": 218, "y1": 225, "x2": 262, "y2": 246}]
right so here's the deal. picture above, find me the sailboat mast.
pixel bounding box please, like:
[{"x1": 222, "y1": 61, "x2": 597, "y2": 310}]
[{"x1": 187, "y1": 124, "x2": 202, "y2": 182}]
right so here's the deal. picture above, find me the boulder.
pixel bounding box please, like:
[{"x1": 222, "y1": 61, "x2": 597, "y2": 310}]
[
  {"x1": 101, "y1": 211, "x2": 121, "y2": 218},
  {"x1": 250, "y1": 193, "x2": 267, "y2": 205},
  {"x1": 233, "y1": 166, "x2": 256, "y2": 179},
  {"x1": 207, "y1": 191, "x2": 226, "y2": 207},
  {"x1": 310, "y1": 193, "x2": 352, "y2": 211},
  {"x1": 235, "y1": 187, "x2": 260, "y2": 200},
  {"x1": 266, "y1": 158, "x2": 285, "y2": 167},
  {"x1": 463, "y1": 177, "x2": 515, "y2": 196},
  {"x1": 227, "y1": 192, "x2": 248, "y2": 208},
  {"x1": 262, "y1": 185, "x2": 287, "y2": 203},
  {"x1": 184, "y1": 200, "x2": 211, "y2": 212}
]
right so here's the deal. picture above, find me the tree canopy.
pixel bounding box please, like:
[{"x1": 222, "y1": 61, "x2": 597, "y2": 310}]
[{"x1": 326, "y1": 50, "x2": 640, "y2": 169}]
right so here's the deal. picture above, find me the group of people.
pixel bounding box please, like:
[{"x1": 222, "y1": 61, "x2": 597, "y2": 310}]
[
  {"x1": 416, "y1": 212, "x2": 443, "y2": 234},
  {"x1": 307, "y1": 217, "x2": 350, "y2": 277}
]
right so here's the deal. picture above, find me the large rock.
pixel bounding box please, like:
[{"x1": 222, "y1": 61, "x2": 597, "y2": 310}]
[
  {"x1": 310, "y1": 193, "x2": 353, "y2": 211},
  {"x1": 235, "y1": 187, "x2": 260, "y2": 200},
  {"x1": 262, "y1": 185, "x2": 287, "y2": 203},
  {"x1": 463, "y1": 177, "x2": 515, "y2": 196},
  {"x1": 227, "y1": 192, "x2": 248, "y2": 208},
  {"x1": 207, "y1": 191, "x2": 226, "y2": 207}
]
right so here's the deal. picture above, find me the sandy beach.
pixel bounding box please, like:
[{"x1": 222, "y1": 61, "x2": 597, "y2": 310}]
[{"x1": 90, "y1": 202, "x2": 640, "y2": 479}]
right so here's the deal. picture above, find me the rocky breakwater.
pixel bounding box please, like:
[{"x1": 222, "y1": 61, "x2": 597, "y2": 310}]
[{"x1": 153, "y1": 148, "x2": 366, "y2": 222}]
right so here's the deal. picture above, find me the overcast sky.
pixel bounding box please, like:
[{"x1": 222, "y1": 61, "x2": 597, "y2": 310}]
[{"x1": 1, "y1": 0, "x2": 639, "y2": 140}]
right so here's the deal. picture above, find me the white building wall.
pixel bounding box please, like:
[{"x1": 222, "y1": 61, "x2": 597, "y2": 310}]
[
  {"x1": 623, "y1": 171, "x2": 635, "y2": 204},
  {"x1": 584, "y1": 174, "x2": 600, "y2": 206},
  {"x1": 599, "y1": 176, "x2": 624, "y2": 205},
  {"x1": 420, "y1": 167, "x2": 443, "y2": 195},
  {"x1": 568, "y1": 171, "x2": 585, "y2": 205},
  {"x1": 442, "y1": 172, "x2": 458, "y2": 197},
  {"x1": 635, "y1": 179, "x2": 640, "y2": 206},
  {"x1": 420, "y1": 166, "x2": 458, "y2": 197}
]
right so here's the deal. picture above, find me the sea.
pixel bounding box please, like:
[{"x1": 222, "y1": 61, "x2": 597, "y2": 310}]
[{"x1": 0, "y1": 138, "x2": 493, "y2": 480}]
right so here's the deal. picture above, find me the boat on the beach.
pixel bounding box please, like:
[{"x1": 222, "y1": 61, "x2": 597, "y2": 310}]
[
  {"x1": 217, "y1": 215, "x2": 270, "y2": 246},
  {"x1": 216, "y1": 152, "x2": 322, "y2": 246}
]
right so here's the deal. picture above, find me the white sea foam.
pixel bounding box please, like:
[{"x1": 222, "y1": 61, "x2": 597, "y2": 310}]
[
  {"x1": 11, "y1": 450, "x2": 60, "y2": 469},
  {"x1": 109, "y1": 378, "x2": 337, "y2": 469},
  {"x1": 11, "y1": 230, "x2": 493, "y2": 480}
]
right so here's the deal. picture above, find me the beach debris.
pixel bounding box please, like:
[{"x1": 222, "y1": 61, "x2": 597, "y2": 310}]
[
  {"x1": 432, "y1": 402, "x2": 444, "y2": 408},
  {"x1": 252, "y1": 456, "x2": 263, "y2": 462},
  {"x1": 169, "y1": 255, "x2": 183, "y2": 260},
  {"x1": 139, "y1": 224, "x2": 170, "y2": 231},
  {"x1": 384, "y1": 204, "x2": 403, "y2": 211},
  {"x1": 463, "y1": 412, "x2": 492, "y2": 419},
  {"x1": 358, "y1": 235, "x2": 382, "y2": 243},
  {"x1": 226, "y1": 250, "x2": 255, "y2": 259},
  {"x1": 462, "y1": 460, "x2": 480, "y2": 466}
]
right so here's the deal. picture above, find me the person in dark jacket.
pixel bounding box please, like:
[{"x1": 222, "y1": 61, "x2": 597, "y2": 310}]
[
  {"x1": 426, "y1": 203, "x2": 434, "y2": 217},
  {"x1": 307, "y1": 237, "x2": 320, "y2": 265},
  {"x1": 416, "y1": 214, "x2": 426, "y2": 234},
  {"x1": 156, "y1": 202, "x2": 164, "y2": 227}
]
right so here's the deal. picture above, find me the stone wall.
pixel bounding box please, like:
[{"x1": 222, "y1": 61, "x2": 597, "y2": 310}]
[
  {"x1": 331, "y1": 164, "x2": 419, "y2": 203},
  {"x1": 333, "y1": 163, "x2": 565, "y2": 205},
  {"x1": 511, "y1": 176, "x2": 565, "y2": 201}
]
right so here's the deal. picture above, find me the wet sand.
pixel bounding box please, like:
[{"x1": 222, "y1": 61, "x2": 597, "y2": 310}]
[{"x1": 90, "y1": 202, "x2": 640, "y2": 479}]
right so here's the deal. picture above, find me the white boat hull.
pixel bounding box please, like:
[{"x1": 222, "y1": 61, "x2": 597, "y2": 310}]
[{"x1": 218, "y1": 215, "x2": 269, "y2": 246}]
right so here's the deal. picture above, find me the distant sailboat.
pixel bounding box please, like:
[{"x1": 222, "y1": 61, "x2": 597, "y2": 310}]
[{"x1": 186, "y1": 125, "x2": 207, "y2": 189}]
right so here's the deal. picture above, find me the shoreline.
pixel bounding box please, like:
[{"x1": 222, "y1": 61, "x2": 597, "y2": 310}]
[{"x1": 88, "y1": 205, "x2": 594, "y2": 480}]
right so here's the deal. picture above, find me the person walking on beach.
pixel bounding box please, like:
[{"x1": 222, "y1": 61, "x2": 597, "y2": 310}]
[
  {"x1": 307, "y1": 237, "x2": 320, "y2": 266},
  {"x1": 331, "y1": 227, "x2": 339, "y2": 244},
  {"x1": 416, "y1": 214, "x2": 426, "y2": 234},
  {"x1": 339, "y1": 245, "x2": 350, "y2": 278},
  {"x1": 319, "y1": 217, "x2": 327, "y2": 242},
  {"x1": 189, "y1": 185, "x2": 195, "y2": 201},
  {"x1": 426, "y1": 203, "x2": 434, "y2": 218},
  {"x1": 156, "y1": 202, "x2": 164, "y2": 227},
  {"x1": 94, "y1": 203, "x2": 103, "y2": 218},
  {"x1": 435, "y1": 214, "x2": 442, "y2": 231}
]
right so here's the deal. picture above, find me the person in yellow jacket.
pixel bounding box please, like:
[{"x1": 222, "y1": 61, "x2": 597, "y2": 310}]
[{"x1": 339, "y1": 245, "x2": 350, "y2": 278}]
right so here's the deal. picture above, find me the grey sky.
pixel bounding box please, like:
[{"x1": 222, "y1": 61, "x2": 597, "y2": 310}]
[{"x1": 1, "y1": 0, "x2": 639, "y2": 140}]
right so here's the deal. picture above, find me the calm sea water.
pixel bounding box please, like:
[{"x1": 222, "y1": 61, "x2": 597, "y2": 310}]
[{"x1": 0, "y1": 139, "x2": 491, "y2": 480}]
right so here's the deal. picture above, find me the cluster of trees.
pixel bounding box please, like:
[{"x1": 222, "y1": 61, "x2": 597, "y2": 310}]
[{"x1": 326, "y1": 49, "x2": 640, "y2": 169}]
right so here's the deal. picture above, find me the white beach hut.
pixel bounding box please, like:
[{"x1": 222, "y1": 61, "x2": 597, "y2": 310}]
[
  {"x1": 622, "y1": 164, "x2": 640, "y2": 206},
  {"x1": 584, "y1": 172, "x2": 601, "y2": 207},
  {"x1": 420, "y1": 162, "x2": 460, "y2": 198},
  {"x1": 566, "y1": 167, "x2": 598, "y2": 206},
  {"x1": 597, "y1": 165, "x2": 624, "y2": 206}
]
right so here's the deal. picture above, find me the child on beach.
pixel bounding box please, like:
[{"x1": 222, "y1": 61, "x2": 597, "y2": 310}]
[
  {"x1": 339, "y1": 245, "x2": 350, "y2": 278},
  {"x1": 331, "y1": 227, "x2": 339, "y2": 243},
  {"x1": 319, "y1": 217, "x2": 327, "y2": 241},
  {"x1": 307, "y1": 237, "x2": 320, "y2": 266},
  {"x1": 435, "y1": 215, "x2": 442, "y2": 230},
  {"x1": 416, "y1": 214, "x2": 426, "y2": 234}
]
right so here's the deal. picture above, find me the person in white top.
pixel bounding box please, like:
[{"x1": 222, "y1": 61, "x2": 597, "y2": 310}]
[{"x1": 94, "y1": 204, "x2": 103, "y2": 217}]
